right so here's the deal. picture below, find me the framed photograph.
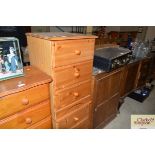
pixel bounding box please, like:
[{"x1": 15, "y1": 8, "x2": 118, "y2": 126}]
[{"x1": 0, "y1": 37, "x2": 24, "y2": 81}]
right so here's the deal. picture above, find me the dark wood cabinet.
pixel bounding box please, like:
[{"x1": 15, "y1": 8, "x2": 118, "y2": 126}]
[
  {"x1": 120, "y1": 57, "x2": 152, "y2": 98},
  {"x1": 92, "y1": 68, "x2": 122, "y2": 128},
  {"x1": 149, "y1": 54, "x2": 155, "y2": 80},
  {"x1": 124, "y1": 61, "x2": 140, "y2": 94},
  {"x1": 136, "y1": 58, "x2": 151, "y2": 88},
  {"x1": 92, "y1": 56, "x2": 154, "y2": 128},
  {"x1": 120, "y1": 61, "x2": 140, "y2": 97}
]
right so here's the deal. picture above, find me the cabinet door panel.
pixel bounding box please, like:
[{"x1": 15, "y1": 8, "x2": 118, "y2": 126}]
[
  {"x1": 109, "y1": 70, "x2": 122, "y2": 96},
  {"x1": 95, "y1": 76, "x2": 110, "y2": 106},
  {"x1": 93, "y1": 94, "x2": 119, "y2": 128},
  {"x1": 125, "y1": 62, "x2": 139, "y2": 94}
]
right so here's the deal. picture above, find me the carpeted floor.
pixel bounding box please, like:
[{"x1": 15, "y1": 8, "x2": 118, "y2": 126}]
[{"x1": 104, "y1": 81, "x2": 155, "y2": 129}]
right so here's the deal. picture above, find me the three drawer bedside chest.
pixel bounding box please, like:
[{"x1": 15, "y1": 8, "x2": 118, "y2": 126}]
[
  {"x1": 26, "y1": 32, "x2": 97, "y2": 128},
  {"x1": 0, "y1": 66, "x2": 52, "y2": 129}
]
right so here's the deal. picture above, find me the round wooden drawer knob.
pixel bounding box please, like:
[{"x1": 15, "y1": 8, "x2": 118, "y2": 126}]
[
  {"x1": 25, "y1": 118, "x2": 32, "y2": 124},
  {"x1": 73, "y1": 92, "x2": 79, "y2": 97},
  {"x1": 75, "y1": 50, "x2": 81, "y2": 55},
  {"x1": 74, "y1": 117, "x2": 79, "y2": 121},
  {"x1": 94, "y1": 108, "x2": 97, "y2": 112},
  {"x1": 22, "y1": 98, "x2": 29, "y2": 105},
  {"x1": 74, "y1": 72, "x2": 80, "y2": 78}
]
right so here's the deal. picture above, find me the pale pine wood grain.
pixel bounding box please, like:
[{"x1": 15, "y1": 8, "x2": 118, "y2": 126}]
[{"x1": 0, "y1": 100, "x2": 51, "y2": 129}]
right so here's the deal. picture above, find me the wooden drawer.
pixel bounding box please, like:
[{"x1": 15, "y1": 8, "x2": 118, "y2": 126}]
[
  {"x1": 55, "y1": 102, "x2": 90, "y2": 129},
  {"x1": 53, "y1": 61, "x2": 93, "y2": 90},
  {"x1": 53, "y1": 39, "x2": 95, "y2": 67},
  {"x1": 54, "y1": 80, "x2": 91, "y2": 111},
  {"x1": 0, "y1": 84, "x2": 49, "y2": 119},
  {"x1": 71, "y1": 118, "x2": 90, "y2": 129},
  {"x1": 28, "y1": 116, "x2": 52, "y2": 129},
  {"x1": 55, "y1": 96, "x2": 91, "y2": 120},
  {"x1": 0, "y1": 100, "x2": 51, "y2": 129}
]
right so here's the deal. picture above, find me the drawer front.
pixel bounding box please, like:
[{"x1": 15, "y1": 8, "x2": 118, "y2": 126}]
[
  {"x1": 53, "y1": 61, "x2": 93, "y2": 90},
  {"x1": 53, "y1": 39, "x2": 95, "y2": 67},
  {"x1": 56, "y1": 102, "x2": 90, "y2": 129},
  {"x1": 0, "y1": 100, "x2": 51, "y2": 129},
  {"x1": 54, "y1": 80, "x2": 91, "y2": 111},
  {"x1": 0, "y1": 84, "x2": 49, "y2": 119},
  {"x1": 71, "y1": 118, "x2": 90, "y2": 129},
  {"x1": 28, "y1": 116, "x2": 52, "y2": 129},
  {"x1": 55, "y1": 96, "x2": 91, "y2": 120}
]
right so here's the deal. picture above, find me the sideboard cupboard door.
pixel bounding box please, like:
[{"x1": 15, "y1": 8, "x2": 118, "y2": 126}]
[
  {"x1": 95, "y1": 75, "x2": 110, "y2": 107},
  {"x1": 124, "y1": 62, "x2": 139, "y2": 94},
  {"x1": 92, "y1": 68, "x2": 122, "y2": 128},
  {"x1": 109, "y1": 70, "x2": 122, "y2": 96},
  {"x1": 136, "y1": 58, "x2": 151, "y2": 88},
  {"x1": 93, "y1": 94, "x2": 119, "y2": 128}
]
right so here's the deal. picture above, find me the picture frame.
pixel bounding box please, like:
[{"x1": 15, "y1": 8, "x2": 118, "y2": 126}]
[{"x1": 0, "y1": 37, "x2": 24, "y2": 81}]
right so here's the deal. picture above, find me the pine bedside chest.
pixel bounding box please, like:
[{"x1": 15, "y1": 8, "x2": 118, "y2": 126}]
[{"x1": 0, "y1": 66, "x2": 52, "y2": 129}]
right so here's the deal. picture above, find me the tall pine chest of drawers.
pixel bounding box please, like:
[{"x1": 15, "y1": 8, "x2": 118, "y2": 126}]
[{"x1": 26, "y1": 32, "x2": 97, "y2": 128}]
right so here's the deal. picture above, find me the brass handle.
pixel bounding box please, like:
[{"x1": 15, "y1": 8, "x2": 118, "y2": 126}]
[
  {"x1": 25, "y1": 118, "x2": 32, "y2": 124},
  {"x1": 74, "y1": 117, "x2": 79, "y2": 121},
  {"x1": 22, "y1": 98, "x2": 29, "y2": 105},
  {"x1": 74, "y1": 72, "x2": 80, "y2": 78},
  {"x1": 75, "y1": 50, "x2": 81, "y2": 55},
  {"x1": 73, "y1": 92, "x2": 79, "y2": 97}
]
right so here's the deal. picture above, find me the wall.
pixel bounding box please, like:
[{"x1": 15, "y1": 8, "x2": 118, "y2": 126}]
[
  {"x1": 120, "y1": 26, "x2": 139, "y2": 31},
  {"x1": 31, "y1": 26, "x2": 50, "y2": 32},
  {"x1": 30, "y1": 26, "x2": 154, "y2": 41},
  {"x1": 49, "y1": 26, "x2": 72, "y2": 32},
  {"x1": 31, "y1": 26, "x2": 82, "y2": 33},
  {"x1": 106, "y1": 26, "x2": 120, "y2": 32},
  {"x1": 145, "y1": 26, "x2": 155, "y2": 41},
  {"x1": 31, "y1": 26, "x2": 140, "y2": 33}
]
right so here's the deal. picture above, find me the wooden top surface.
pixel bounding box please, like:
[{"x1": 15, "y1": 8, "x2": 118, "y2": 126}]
[
  {"x1": 0, "y1": 66, "x2": 52, "y2": 98},
  {"x1": 26, "y1": 32, "x2": 97, "y2": 41}
]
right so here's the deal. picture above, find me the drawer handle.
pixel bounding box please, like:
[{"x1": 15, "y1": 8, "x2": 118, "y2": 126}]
[
  {"x1": 94, "y1": 108, "x2": 98, "y2": 112},
  {"x1": 74, "y1": 72, "x2": 80, "y2": 78},
  {"x1": 25, "y1": 118, "x2": 32, "y2": 124},
  {"x1": 75, "y1": 50, "x2": 81, "y2": 55},
  {"x1": 22, "y1": 98, "x2": 29, "y2": 105},
  {"x1": 73, "y1": 92, "x2": 79, "y2": 97},
  {"x1": 74, "y1": 117, "x2": 79, "y2": 121}
]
